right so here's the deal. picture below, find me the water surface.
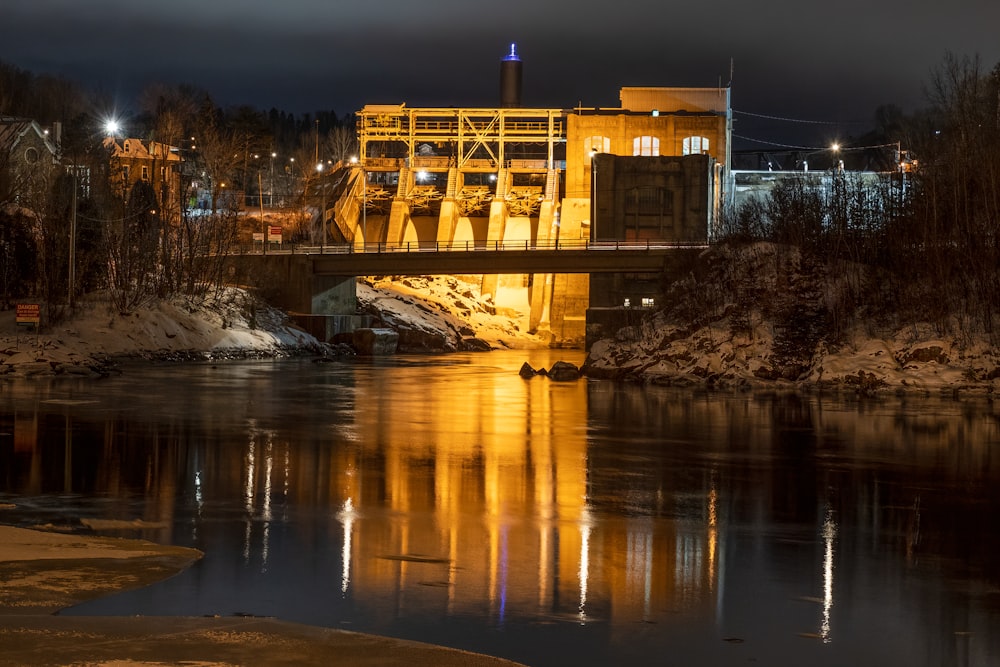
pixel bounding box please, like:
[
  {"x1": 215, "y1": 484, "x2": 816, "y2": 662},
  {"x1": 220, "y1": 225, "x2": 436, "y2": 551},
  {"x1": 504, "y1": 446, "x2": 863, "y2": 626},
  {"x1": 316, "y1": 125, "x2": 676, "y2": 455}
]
[{"x1": 0, "y1": 350, "x2": 997, "y2": 666}]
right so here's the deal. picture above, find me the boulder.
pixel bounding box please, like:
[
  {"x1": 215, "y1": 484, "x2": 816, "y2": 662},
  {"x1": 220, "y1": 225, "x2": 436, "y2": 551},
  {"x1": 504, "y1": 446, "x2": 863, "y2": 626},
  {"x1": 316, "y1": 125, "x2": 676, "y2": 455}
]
[
  {"x1": 353, "y1": 328, "x2": 399, "y2": 355},
  {"x1": 459, "y1": 337, "x2": 493, "y2": 352},
  {"x1": 547, "y1": 360, "x2": 582, "y2": 381}
]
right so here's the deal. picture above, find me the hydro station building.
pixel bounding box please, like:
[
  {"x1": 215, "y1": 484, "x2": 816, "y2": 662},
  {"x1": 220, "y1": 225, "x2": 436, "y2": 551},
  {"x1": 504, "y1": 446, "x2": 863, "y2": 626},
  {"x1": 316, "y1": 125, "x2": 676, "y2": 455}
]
[{"x1": 326, "y1": 45, "x2": 732, "y2": 347}]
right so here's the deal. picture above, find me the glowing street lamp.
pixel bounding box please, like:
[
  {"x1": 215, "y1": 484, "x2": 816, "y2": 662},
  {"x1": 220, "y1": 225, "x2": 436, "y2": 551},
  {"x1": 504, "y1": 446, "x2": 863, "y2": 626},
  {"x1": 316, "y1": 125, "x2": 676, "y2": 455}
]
[{"x1": 316, "y1": 162, "x2": 326, "y2": 249}]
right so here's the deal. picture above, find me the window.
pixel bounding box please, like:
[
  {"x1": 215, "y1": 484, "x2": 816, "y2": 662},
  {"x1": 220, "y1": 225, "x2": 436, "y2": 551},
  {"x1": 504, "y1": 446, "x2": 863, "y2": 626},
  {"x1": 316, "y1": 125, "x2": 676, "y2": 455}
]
[
  {"x1": 625, "y1": 186, "x2": 671, "y2": 216},
  {"x1": 141, "y1": 166, "x2": 149, "y2": 181},
  {"x1": 641, "y1": 297, "x2": 655, "y2": 308},
  {"x1": 23, "y1": 147, "x2": 39, "y2": 164},
  {"x1": 632, "y1": 136, "x2": 659, "y2": 156},
  {"x1": 585, "y1": 136, "x2": 609, "y2": 159},
  {"x1": 682, "y1": 136, "x2": 709, "y2": 155}
]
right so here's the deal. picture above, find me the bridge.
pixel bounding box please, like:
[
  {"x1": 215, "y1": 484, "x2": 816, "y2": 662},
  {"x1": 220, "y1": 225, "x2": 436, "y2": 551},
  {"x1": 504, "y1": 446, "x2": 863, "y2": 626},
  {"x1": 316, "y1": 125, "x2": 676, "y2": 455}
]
[
  {"x1": 230, "y1": 240, "x2": 707, "y2": 349},
  {"x1": 253, "y1": 239, "x2": 708, "y2": 275}
]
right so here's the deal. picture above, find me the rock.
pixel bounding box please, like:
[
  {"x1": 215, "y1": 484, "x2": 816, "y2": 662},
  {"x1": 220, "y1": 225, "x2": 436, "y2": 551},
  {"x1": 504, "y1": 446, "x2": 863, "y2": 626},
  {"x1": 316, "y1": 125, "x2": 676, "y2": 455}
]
[
  {"x1": 459, "y1": 337, "x2": 493, "y2": 352},
  {"x1": 898, "y1": 344, "x2": 949, "y2": 365},
  {"x1": 519, "y1": 362, "x2": 538, "y2": 378},
  {"x1": 519, "y1": 361, "x2": 581, "y2": 381},
  {"x1": 547, "y1": 361, "x2": 581, "y2": 381},
  {"x1": 353, "y1": 328, "x2": 399, "y2": 355}
]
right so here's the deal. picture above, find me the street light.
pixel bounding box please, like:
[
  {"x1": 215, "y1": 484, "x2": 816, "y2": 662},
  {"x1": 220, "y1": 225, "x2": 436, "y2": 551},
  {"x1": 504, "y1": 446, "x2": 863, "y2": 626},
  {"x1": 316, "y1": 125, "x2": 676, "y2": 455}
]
[
  {"x1": 590, "y1": 148, "x2": 599, "y2": 241},
  {"x1": 270, "y1": 152, "x2": 276, "y2": 206},
  {"x1": 316, "y1": 162, "x2": 326, "y2": 250}
]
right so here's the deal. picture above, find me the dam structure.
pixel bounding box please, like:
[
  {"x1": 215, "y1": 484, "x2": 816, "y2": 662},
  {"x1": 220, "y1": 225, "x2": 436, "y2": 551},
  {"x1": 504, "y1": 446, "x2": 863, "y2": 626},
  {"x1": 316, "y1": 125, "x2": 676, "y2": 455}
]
[{"x1": 321, "y1": 48, "x2": 732, "y2": 347}]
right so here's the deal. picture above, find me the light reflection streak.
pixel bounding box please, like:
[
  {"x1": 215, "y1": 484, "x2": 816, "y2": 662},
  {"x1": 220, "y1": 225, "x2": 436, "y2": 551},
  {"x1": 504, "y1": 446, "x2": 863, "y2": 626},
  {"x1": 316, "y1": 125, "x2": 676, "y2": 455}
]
[
  {"x1": 261, "y1": 439, "x2": 273, "y2": 571},
  {"x1": 339, "y1": 497, "x2": 355, "y2": 595},
  {"x1": 821, "y1": 506, "x2": 837, "y2": 643},
  {"x1": 243, "y1": 438, "x2": 256, "y2": 563},
  {"x1": 538, "y1": 524, "x2": 549, "y2": 608},
  {"x1": 282, "y1": 446, "x2": 290, "y2": 521},
  {"x1": 707, "y1": 487, "x2": 717, "y2": 593},
  {"x1": 194, "y1": 470, "x2": 203, "y2": 509},
  {"x1": 499, "y1": 525, "x2": 508, "y2": 624},
  {"x1": 627, "y1": 526, "x2": 653, "y2": 620},
  {"x1": 579, "y1": 509, "x2": 591, "y2": 624}
]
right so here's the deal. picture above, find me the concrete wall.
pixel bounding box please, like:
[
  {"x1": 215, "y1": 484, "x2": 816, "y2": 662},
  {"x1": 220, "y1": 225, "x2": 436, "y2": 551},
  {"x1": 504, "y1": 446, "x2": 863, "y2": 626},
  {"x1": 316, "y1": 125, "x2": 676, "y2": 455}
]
[{"x1": 592, "y1": 154, "x2": 713, "y2": 243}]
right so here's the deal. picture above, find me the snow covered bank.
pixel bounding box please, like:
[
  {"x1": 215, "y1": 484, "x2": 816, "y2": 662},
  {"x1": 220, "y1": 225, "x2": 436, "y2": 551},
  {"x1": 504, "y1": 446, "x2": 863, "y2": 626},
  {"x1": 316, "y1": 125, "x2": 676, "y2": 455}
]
[
  {"x1": 0, "y1": 275, "x2": 553, "y2": 377},
  {"x1": 0, "y1": 288, "x2": 329, "y2": 377},
  {"x1": 583, "y1": 243, "x2": 1000, "y2": 396}
]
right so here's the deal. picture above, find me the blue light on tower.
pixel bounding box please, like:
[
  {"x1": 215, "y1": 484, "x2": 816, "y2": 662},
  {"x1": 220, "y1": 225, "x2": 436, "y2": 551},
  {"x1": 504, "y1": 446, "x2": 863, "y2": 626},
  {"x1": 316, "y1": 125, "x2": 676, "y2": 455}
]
[{"x1": 500, "y1": 42, "x2": 522, "y2": 107}]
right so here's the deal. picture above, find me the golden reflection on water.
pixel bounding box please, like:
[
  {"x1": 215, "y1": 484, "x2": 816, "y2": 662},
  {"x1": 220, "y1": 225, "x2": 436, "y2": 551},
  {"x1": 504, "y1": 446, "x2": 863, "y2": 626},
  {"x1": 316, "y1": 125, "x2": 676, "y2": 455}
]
[{"x1": 3, "y1": 360, "x2": 999, "y2": 650}]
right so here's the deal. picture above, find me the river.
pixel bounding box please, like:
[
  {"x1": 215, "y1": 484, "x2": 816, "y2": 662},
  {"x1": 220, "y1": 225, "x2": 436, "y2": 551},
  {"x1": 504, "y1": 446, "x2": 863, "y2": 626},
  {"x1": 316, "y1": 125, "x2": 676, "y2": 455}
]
[{"x1": 1, "y1": 350, "x2": 998, "y2": 666}]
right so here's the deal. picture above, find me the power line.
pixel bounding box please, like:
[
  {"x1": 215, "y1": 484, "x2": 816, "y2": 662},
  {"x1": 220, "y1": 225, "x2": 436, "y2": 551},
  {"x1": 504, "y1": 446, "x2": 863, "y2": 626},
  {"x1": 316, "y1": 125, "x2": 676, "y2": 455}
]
[
  {"x1": 733, "y1": 133, "x2": 901, "y2": 152},
  {"x1": 733, "y1": 109, "x2": 868, "y2": 125},
  {"x1": 731, "y1": 133, "x2": 828, "y2": 150}
]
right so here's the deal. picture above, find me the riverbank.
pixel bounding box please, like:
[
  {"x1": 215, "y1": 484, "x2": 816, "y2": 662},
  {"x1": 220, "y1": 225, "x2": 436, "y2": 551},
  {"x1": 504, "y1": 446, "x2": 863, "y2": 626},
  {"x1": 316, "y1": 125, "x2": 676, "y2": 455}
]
[
  {"x1": 0, "y1": 276, "x2": 553, "y2": 377},
  {"x1": 583, "y1": 243, "x2": 1000, "y2": 397},
  {"x1": 0, "y1": 288, "x2": 330, "y2": 378},
  {"x1": 0, "y1": 527, "x2": 525, "y2": 667}
]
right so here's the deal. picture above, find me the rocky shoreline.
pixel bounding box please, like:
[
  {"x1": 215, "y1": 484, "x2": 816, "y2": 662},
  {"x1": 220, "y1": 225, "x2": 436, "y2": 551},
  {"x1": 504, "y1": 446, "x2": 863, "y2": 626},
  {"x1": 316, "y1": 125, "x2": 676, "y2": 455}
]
[{"x1": 581, "y1": 314, "x2": 1000, "y2": 397}]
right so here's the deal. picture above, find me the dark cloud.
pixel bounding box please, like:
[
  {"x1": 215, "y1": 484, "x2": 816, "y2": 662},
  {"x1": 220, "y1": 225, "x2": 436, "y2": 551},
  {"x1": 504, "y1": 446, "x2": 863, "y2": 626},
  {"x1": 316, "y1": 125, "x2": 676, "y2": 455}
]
[{"x1": 3, "y1": 0, "x2": 999, "y2": 147}]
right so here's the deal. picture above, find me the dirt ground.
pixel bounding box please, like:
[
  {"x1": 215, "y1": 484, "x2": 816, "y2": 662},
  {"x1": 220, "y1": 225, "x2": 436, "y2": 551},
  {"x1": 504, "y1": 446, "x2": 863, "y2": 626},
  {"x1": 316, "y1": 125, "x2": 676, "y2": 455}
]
[{"x1": 0, "y1": 525, "x2": 526, "y2": 667}]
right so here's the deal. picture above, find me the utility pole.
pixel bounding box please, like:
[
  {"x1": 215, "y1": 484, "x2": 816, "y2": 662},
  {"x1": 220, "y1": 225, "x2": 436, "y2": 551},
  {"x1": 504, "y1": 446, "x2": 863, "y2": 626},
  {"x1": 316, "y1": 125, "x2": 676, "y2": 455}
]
[{"x1": 69, "y1": 170, "x2": 77, "y2": 308}]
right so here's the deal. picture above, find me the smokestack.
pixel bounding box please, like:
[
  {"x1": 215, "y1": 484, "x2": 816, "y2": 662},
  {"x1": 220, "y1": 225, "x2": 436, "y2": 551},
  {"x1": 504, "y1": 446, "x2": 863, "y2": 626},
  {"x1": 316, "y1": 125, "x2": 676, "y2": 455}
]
[{"x1": 500, "y1": 43, "x2": 522, "y2": 108}]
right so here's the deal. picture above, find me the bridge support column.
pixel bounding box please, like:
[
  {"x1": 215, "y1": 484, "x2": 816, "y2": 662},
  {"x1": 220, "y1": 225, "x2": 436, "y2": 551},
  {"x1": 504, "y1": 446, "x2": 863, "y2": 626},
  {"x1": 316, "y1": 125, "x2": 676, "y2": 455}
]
[
  {"x1": 302, "y1": 274, "x2": 361, "y2": 343},
  {"x1": 480, "y1": 199, "x2": 508, "y2": 299},
  {"x1": 437, "y1": 199, "x2": 459, "y2": 244},
  {"x1": 385, "y1": 200, "x2": 410, "y2": 245},
  {"x1": 527, "y1": 200, "x2": 558, "y2": 335}
]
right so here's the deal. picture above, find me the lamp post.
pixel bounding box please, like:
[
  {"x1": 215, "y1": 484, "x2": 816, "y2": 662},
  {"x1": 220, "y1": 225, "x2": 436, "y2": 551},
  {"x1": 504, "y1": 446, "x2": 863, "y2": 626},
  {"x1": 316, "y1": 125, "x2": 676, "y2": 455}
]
[
  {"x1": 269, "y1": 152, "x2": 276, "y2": 206},
  {"x1": 69, "y1": 170, "x2": 77, "y2": 308},
  {"x1": 590, "y1": 148, "x2": 598, "y2": 242},
  {"x1": 316, "y1": 162, "x2": 326, "y2": 250}
]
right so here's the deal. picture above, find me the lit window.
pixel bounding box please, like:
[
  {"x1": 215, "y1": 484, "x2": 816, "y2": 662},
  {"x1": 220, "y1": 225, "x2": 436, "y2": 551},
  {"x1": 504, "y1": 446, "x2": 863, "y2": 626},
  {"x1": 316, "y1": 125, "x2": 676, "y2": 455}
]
[
  {"x1": 683, "y1": 136, "x2": 709, "y2": 155},
  {"x1": 623, "y1": 298, "x2": 631, "y2": 308},
  {"x1": 586, "y1": 136, "x2": 610, "y2": 159},
  {"x1": 632, "y1": 136, "x2": 659, "y2": 156},
  {"x1": 642, "y1": 297, "x2": 655, "y2": 308}
]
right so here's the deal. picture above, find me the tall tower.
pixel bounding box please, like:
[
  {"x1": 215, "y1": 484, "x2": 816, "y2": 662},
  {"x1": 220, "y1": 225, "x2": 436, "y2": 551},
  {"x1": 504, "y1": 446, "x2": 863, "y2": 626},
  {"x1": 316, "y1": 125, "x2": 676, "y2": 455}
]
[{"x1": 500, "y1": 43, "x2": 522, "y2": 108}]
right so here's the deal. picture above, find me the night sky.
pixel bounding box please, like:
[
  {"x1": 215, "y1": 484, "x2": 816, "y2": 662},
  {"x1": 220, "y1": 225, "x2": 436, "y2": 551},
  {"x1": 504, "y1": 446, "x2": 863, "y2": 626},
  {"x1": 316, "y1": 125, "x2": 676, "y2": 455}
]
[{"x1": 4, "y1": 0, "x2": 999, "y2": 149}]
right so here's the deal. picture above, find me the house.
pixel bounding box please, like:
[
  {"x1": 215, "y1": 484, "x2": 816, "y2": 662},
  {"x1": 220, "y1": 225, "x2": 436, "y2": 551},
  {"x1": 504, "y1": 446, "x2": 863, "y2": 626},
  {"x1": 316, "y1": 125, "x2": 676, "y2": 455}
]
[
  {"x1": 103, "y1": 136, "x2": 183, "y2": 222},
  {"x1": 0, "y1": 116, "x2": 61, "y2": 207}
]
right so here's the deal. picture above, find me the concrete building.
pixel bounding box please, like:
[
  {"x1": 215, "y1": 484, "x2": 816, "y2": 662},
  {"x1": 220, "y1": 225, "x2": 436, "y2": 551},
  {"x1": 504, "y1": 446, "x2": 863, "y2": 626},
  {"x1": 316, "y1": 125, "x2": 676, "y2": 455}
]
[{"x1": 329, "y1": 60, "x2": 731, "y2": 347}]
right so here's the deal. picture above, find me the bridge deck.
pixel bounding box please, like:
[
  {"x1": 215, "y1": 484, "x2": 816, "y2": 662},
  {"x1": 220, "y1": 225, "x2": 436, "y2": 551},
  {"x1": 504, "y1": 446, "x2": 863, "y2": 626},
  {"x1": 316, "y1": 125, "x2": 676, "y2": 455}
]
[{"x1": 251, "y1": 240, "x2": 707, "y2": 275}]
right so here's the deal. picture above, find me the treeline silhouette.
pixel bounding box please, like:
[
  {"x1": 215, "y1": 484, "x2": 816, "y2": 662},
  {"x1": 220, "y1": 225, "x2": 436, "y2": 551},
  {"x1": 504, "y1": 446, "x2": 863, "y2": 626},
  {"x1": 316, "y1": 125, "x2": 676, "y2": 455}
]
[
  {"x1": 0, "y1": 60, "x2": 357, "y2": 314},
  {"x1": 718, "y1": 53, "x2": 1000, "y2": 342}
]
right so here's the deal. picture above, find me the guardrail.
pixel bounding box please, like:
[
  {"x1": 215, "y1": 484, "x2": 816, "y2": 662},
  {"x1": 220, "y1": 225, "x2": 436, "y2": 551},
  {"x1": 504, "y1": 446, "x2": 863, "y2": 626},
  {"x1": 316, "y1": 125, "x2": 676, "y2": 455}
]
[{"x1": 248, "y1": 239, "x2": 708, "y2": 255}]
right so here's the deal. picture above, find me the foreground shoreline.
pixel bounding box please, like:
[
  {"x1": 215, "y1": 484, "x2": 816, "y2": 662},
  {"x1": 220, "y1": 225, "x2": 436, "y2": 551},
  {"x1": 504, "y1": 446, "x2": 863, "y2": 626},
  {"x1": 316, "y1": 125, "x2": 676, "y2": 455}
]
[{"x1": 0, "y1": 525, "x2": 527, "y2": 667}]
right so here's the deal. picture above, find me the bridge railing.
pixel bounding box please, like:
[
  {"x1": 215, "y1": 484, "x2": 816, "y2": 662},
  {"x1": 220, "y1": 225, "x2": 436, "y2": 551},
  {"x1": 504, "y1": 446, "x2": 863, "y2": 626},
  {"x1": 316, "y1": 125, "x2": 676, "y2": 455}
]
[{"x1": 245, "y1": 239, "x2": 708, "y2": 255}]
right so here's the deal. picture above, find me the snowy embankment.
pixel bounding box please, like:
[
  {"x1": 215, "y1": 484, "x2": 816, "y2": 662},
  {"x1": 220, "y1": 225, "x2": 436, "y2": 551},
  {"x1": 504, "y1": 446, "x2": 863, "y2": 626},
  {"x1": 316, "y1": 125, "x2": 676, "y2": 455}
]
[
  {"x1": 583, "y1": 243, "x2": 1000, "y2": 396},
  {"x1": 0, "y1": 288, "x2": 327, "y2": 378},
  {"x1": 0, "y1": 275, "x2": 552, "y2": 378}
]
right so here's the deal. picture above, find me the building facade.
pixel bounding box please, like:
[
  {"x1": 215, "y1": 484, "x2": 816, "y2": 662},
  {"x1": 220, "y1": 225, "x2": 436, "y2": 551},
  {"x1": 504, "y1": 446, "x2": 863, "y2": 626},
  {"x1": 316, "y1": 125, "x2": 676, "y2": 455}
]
[
  {"x1": 103, "y1": 137, "x2": 183, "y2": 222},
  {"x1": 339, "y1": 85, "x2": 731, "y2": 346},
  {"x1": 0, "y1": 116, "x2": 61, "y2": 207}
]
